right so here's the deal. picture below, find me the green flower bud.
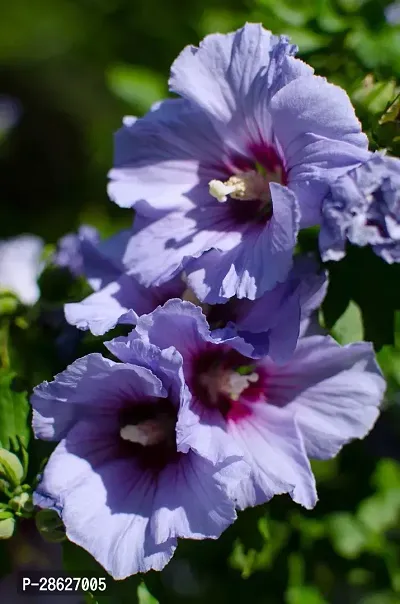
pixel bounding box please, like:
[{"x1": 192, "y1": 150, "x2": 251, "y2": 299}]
[
  {"x1": 10, "y1": 491, "x2": 34, "y2": 516},
  {"x1": 0, "y1": 516, "x2": 15, "y2": 539},
  {"x1": 0, "y1": 292, "x2": 19, "y2": 315},
  {"x1": 0, "y1": 449, "x2": 24, "y2": 488}
]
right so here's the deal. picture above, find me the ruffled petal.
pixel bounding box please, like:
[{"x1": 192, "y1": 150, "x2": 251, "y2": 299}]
[
  {"x1": 80, "y1": 229, "x2": 132, "y2": 291},
  {"x1": 31, "y1": 353, "x2": 166, "y2": 441},
  {"x1": 108, "y1": 100, "x2": 226, "y2": 215},
  {"x1": 265, "y1": 336, "x2": 386, "y2": 459},
  {"x1": 319, "y1": 153, "x2": 400, "y2": 263},
  {"x1": 227, "y1": 404, "x2": 317, "y2": 509},
  {"x1": 65, "y1": 279, "x2": 138, "y2": 336},
  {"x1": 269, "y1": 76, "x2": 369, "y2": 227},
  {"x1": 170, "y1": 23, "x2": 305, "y2": 128},
  {"x1": 133, "y1": 299, "x2": 213, "y2": 358},
  {"x1": 186, "y1": 183, "x2": 299, "y2": 301},
  {"x1": 53, "y1": 226, "x2": 100, "y2": 278},
  {"x1": 123, "y1": 208, "x2": 243, "y2": 288},
  {"x1": 270, "y1": 76, "x2": 367, "y2": 154},
  {"x1": 35, "y1": 420, "x2": 177, "y2": 579},
  {"x1": 65, "y1": 274, "x2": 185, "y2": 336},
  {"x1": 0, "y1": 235, "x2": 44, "y2": 305},
  {"x1": 150, "y1": 451, "x2": 241, "y2": 544}
]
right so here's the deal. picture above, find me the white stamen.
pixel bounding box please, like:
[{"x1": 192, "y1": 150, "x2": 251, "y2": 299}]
[
  {"x1": 120, "y1": 418, "x2": 170, "y2": 447},
  {"x1": 198, "y1": 369, "x2": 259, "y2": 404},
  {"x1": 209, "y1": 168, "x2": 282, "y2": 205},
  {"x1": 208, "y1": 180, "x2": 237, "y2": 202},
  {"x1": 228, "y1": 372, "x2": 259, "y2": 401}
]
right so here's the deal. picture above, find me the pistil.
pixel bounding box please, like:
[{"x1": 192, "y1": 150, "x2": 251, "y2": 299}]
[
  {"x1": 120, "y1": 413, "x2": 175, "y2": 447},
  {"x1": 209, "y1": 168, "x2": 282, "y2": 204}
]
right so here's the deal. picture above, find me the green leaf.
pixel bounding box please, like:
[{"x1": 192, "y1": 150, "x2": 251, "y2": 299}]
[
  {"x1": 358, "y1": 491, "x2": 400, "y2": 535},
  {"x1": 331, "y1": 300, "x2": 364, "y2": 344},
  {"x1": 327, "y1": 512, "x2": 368, "y2": 558},
  {"x1": 372, "y1": 459, "x2": 400, "y2": 492},
  {"x1": 285, "y1": 29, "x2": 330, "y2": 53},
  {"x1": 106, "y1": 64, "x2": 167, "y2": 113},
  {"x1": 229, "y1": 518, "x2": 290, "y2": 578},
  {"x1": 352, "y1": 79, "x2": 398, "y2": 115},
  {"x1": 286, "y1": 586, "x2": 327, "y2": 604},
  {"x1": 379, "y1": 94, "x2": 400, "y2": 125},
  {"x1": 138, "y1": 583, "x2": 159, "y2": 604},
  {"x1": 36, "y1": 509, "x2": 66, "y2": 543},
  {"x1": 0, "y1": 293, "x2": 19, "y2": 316},
  {"x1": 0, "y1": 516, "x2": 15, "y2": 539},
  {"x1": 360, "y1": 592, "x2": 400, "y2": 604},
  {"x1": 0, "y1": 369, "x2": 30, "y2": 450}
]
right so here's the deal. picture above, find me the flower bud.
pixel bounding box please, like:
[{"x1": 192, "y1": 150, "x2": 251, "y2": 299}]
[
  {"x1": 10, "y1": 491, "x2": 34, "y2": 516},
  {"x1": 0, "y1": 516, "x2": 15, "y2": 539},
  {"x1": 0, "y1": 449, "x2": 24, "y2": 488}
]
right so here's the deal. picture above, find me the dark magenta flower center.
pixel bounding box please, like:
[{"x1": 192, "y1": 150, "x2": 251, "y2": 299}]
[
  {"x1": 118, "y1": 399, "x2": 178, "y2": 471},
  {"x1": 210, "y1": 143, "x2": 287, "y2": 225},
  {"x1": 190, "y1": 345, "x2": 267, "y2": 421}
]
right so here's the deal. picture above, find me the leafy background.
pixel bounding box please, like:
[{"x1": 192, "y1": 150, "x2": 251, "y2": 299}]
[{"x1": 0, "y1": 0, "x2": 400, "y2": 602}]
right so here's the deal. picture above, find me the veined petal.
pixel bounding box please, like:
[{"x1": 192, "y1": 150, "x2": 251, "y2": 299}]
[
  {"x1": 31, "y1": 353, "x2": 166, "y2": 441},
  {"x1": 265, "y1": 336, "x2": 385, "y2": 459},
  {"x1": 228, "y1": 404, "x2": 317, "y2": 509},
  {"x1": 35, "y1": 420, "x2": 177, "y2": 579}
]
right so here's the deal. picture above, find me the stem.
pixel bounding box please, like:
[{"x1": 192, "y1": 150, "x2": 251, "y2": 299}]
[{"x1": 0, "y1": 321, "x2": 10, "y2": 369}]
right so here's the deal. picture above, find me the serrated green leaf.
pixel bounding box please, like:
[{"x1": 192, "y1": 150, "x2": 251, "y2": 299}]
[{"x1": 0, "y1": 369, "x2": 30, "y2": 450}]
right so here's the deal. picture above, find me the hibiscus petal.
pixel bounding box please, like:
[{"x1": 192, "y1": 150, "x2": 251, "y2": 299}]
[
  {"x1": 0, "y1": 235, "x2": 44, "y2": 305},
  {"x1": 108, "y1": 100, "x2": 226, "y2": 214},
  {"x1": 35, "y1": 419, "x2": 177, "y2": 579},
  {"x1": 123, "y1": 207, "x2": 243, "y2": 288},
  {"x1": 65, "y1": 273, "x2": 185, "y2": 336},
  {"x1": 227, "y1": 404, "x2": 317, "y2": 509},
  {"x1": 170, "y1": 23, "x2": 305, "y2": 128},
  {"x1": 31, "y1": 353, "x2": 166, "y2": 441},
  {"x1": 265, "y1": 336, "x2": 385, "y2": 459},
  {"x1": 150, "y1": 451, "x2": 241, "y2": 544},
  {"x1": 186, "y1": 183, "x2": 299, "y2": 301}
]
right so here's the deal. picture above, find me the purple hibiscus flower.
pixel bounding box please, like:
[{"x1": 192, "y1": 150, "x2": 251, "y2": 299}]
[
  {"x1": 31, "y1": 345, "x2": 248, "y2": 579},
  {"x1": 0, "y1": 234, "x2": 44, "y2": 305},
  {"x1": 107, "y1": 300, "x2": 385, "y2": 511},
  {"x1": 53, "y1": 225, "x2": 100, "y2": 278},
  {"x1": 320, "y1": 153, "x2": 400, "y2": 264},
  {"x1": 64, "y1": 228, "x2": 186, "y2": 336},
  {"x1": 385, "y1": 2, "x2": 400, "y2": 25},
  {"x1": 65, "y1": 240, "x2": 327, "y2": 362},
  {"x1": 109, "y1": 23, "x2": 368, "y2": 302}
]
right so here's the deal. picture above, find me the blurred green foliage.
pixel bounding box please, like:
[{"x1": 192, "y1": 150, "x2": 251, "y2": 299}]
[{"x1": 1, "y1": 0, "x2": 400, "y2": 602}]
